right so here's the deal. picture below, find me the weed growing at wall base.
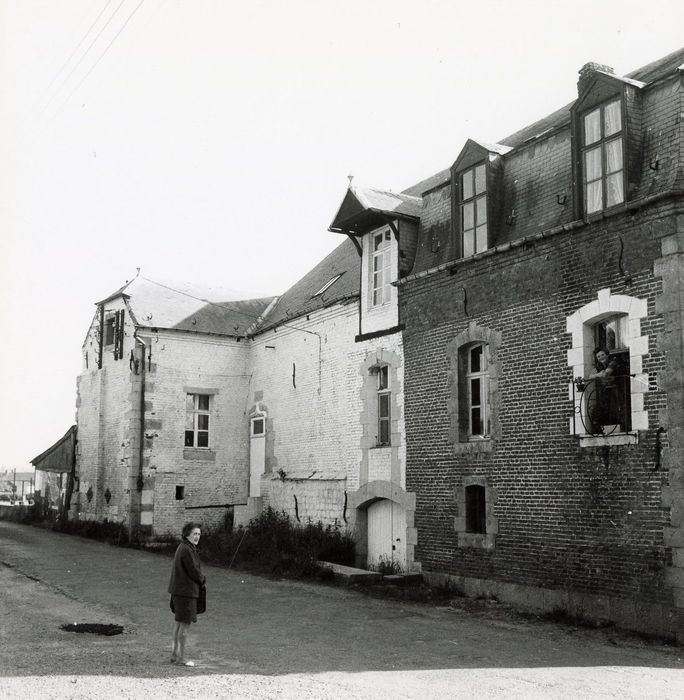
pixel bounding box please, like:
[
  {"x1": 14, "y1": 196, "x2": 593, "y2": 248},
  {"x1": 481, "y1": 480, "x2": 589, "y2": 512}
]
[{"x1": 201, "y1": 507, "x2": 356, "y2": 578}]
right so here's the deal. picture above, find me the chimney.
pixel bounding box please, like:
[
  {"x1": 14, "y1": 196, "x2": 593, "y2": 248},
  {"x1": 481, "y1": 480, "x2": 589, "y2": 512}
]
[{"x1": 578, "y1": 62, "x2": 615, "y2": 95}]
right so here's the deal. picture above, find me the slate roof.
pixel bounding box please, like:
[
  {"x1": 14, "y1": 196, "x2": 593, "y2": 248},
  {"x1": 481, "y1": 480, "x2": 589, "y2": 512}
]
[
  {"x1": 30, "y1": 426, "x2": 76, "y2": 473},
  {"x1": 401, "y1": 46, "x2": 684, "y2": 195},
  {"x1": 499, "y1": 46, "x2": 684, "y2": 148},
  {"x1": 254, "y1": 238, "x2": 360, "y2": 333},
  {"x1": 99, "y1": 276, "x2": 274, "y2": 337},
  {"x1": 353, "y1": 186, "x2": 422, "y2": 218},
  {"x1": 329, "y1": 185, "x2": 422, "y2": 234}
]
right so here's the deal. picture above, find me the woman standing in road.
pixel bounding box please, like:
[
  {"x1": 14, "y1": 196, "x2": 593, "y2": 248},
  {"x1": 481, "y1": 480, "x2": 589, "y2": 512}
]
[{"x1": 168, "y1": 522, "x2": 205, "y2": 666}]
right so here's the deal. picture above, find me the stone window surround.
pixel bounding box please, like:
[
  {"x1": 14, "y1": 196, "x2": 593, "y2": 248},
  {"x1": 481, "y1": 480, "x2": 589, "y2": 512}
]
[
  {"x1": 566, "y1": 288, "x2": 648, "y2": 447},
  {"x1": 446, "y1": 321, "x2": 502, "y2": 454},
  {"x1": 248, "y1": 396, "x2": 276, "y2": 475},
  {"x1": 455, "y1": 475, "x2": 498, "y2": 549},
  {"x1": 359, "y1": 349, "x2": 402, "y2": 486},
  {"x1": 182, "y1": 386, "x2": 219, "y2": 459}
]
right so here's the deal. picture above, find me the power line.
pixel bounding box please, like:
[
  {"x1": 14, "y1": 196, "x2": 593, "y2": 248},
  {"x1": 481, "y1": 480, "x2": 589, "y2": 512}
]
[
  {"x1": 42, "y1": 0, "x2": 147, "y2": 131},
  {"x1": 69, "y1": 0, "x2": 148, "y2": 100},
  {"x1": 40, "y1": 0, "x2": 128, "y2": 119},
  {"x1": 40, "y1": 0, "x2": 114, "y2": 107}
]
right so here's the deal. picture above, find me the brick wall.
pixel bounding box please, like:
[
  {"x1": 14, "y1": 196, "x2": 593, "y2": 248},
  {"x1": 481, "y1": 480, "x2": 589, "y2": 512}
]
[{"x1": 401, "y1": 195, "x2": 682, "y2": 637}]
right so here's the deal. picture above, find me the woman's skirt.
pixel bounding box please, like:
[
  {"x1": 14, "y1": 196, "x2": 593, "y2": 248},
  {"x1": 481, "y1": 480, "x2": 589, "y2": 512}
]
[{"x1": 170, "y1": 595, "x2": 197, "y2": 624}]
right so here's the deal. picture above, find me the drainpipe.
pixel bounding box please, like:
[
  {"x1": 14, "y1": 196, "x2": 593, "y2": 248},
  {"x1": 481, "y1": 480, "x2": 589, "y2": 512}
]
[{"x1": 134, "y1": 333, "x2": 146, "y2": 495}]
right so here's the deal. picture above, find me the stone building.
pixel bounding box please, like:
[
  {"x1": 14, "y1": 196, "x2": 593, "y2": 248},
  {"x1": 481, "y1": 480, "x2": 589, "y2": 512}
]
[
  {"x1": 390, "y1": 48, "x2": 684, "y2": 639},
  {"x1": 63, "y1": 186, "x2": 421, "y2": 569}
]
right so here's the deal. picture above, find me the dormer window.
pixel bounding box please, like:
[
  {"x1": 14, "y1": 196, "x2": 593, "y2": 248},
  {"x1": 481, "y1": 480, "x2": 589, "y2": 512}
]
[
  {"x1": 582, "y1": 98, "x2": 624, "y2": 214},
  {"x1": 461, "y1": 163, "x2": 487, "y2": 257},
  {"x1": 451, "y1": 140, "x2": 509, "y2": 261},
  {"x1": 372, "y1": 230, "x2": 392, "y2": 306}
]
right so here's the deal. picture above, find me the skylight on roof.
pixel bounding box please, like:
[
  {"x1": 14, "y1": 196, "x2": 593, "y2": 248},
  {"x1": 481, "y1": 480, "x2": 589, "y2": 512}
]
[{"x1": 313, "y1": 273, "x2": 344, "y2": 298}]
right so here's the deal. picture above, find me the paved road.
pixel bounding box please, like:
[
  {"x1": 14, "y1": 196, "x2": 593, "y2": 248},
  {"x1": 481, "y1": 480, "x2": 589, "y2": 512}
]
[{"x1": 1, "y1": 521, "x2": 683, "y2": 699}]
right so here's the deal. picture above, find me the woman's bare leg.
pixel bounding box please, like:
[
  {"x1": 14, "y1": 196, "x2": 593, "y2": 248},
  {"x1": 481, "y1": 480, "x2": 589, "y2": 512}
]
[
  {"x1": 171, "y1": 621, "x2": 182, "y2": 661},
  {"x1": 177, "y1": 622, "x2": 191, "y2": 664}
]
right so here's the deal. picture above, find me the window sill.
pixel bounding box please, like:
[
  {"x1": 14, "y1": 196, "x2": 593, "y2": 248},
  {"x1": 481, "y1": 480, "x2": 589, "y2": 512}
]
[
  {"x1": 183, "y1": 448, "x2": 216, "y2": 461},
  {"x1": 457, "y1": 532, "x2": 496, "y2": 550},
  {"x1": 578, "y1": 433, "x2": 638, "y2": 448},
  {"x1": 453, "y1": 438, "x2": 493, "y2": 454},
  {"x1": 372, "y1": 444, "x2": 391, "y2": 450}
]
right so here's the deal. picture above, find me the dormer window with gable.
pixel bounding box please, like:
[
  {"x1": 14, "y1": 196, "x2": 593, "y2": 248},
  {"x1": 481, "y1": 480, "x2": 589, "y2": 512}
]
[
  {"x1": 451, "y1": 139, "x2": 510, "y2": 260},
  {"x1": 582, "y1": 98, "x2": 624, "y2": 214},
  {"x1": 328, "y1": 183, "x2": 421, "y2": 338},
  {"x1": 571, "y1": 63, "x2": 644, "y2": 219}
]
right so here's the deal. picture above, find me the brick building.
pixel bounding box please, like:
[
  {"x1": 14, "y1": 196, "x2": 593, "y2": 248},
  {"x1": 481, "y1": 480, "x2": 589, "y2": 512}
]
[{"x1": 389, "y1": 48, "x2": 684, "y2": 639}]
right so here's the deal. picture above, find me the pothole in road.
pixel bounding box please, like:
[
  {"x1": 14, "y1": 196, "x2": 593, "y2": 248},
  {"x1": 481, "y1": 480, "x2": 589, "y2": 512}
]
[{"x1": 60, "y1": 623, "x2": 124, "y2": 636}]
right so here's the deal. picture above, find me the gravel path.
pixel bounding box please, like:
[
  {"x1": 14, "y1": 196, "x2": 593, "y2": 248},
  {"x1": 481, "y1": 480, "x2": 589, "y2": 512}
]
[{"x1": 1, "y1": 521, "x2": 683, "y2": 698}]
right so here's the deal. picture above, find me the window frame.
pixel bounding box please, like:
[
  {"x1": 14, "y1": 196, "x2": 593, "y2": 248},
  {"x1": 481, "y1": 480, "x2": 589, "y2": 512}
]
[
  {"x1": 185, "y1": 393, "x2": 211, "y2": 448},
  {"x1": 371, "y1": 230, "x2": 392, "y2": 307},
  {"x1": 580, "y1": 97, "x2": 626, "y2": 216},
  {"x1": 459, "y1": 162, "x2": 488, "y2": 258},
  {"x1": 377, "y1": 365, "x2": 391, "y2": 446},
  {"x1": 447, "y1": 325, "x2": 501, "y2": 454},
  {"x1": 465, "y1": 343, "x2": 490, "y2": 439},
  {"x1": 104, "y1": 314, "x2": 116, "y2": 346},
  {"x1": 251, "y1": 416, "x2": 265, "y2": 437}
]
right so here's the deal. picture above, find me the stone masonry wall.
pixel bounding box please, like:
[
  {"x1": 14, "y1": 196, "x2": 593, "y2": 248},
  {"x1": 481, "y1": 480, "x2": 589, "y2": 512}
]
[
  {"x1": 250, "y1": 302, "x2": 406, "y2": 533},
  {"x1": 140, "y1": 330, "x2": 252, "y2": 535},
  {"x1": 74, "y1": 298, "x2": 136, "y2": 525}
]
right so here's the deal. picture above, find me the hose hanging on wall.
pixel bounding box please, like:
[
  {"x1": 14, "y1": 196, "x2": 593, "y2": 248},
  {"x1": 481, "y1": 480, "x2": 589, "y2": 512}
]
[{"x1": 293, "y1": 494, "x2": 300, "y2": 522}]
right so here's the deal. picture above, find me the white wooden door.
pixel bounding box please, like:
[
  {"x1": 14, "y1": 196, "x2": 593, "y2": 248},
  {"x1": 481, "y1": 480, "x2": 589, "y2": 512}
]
[{"x1": 367, "y1": 499, "x2": 406, "y2": 570}]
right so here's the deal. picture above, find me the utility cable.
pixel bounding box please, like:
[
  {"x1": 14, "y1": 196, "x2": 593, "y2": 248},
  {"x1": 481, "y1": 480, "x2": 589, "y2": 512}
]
[
  {"x1": 51, "y1": 0, "x2": 147, "y2": 121},
  {"x1": 39, "y1": 0, "x2": 114, "y2": 108},
  {"x1": 41, "y1": 0, "x2": 145, "y2": 131},
  {"x1": 40, "y1": 0, "x2": 128, "y2": 118}
]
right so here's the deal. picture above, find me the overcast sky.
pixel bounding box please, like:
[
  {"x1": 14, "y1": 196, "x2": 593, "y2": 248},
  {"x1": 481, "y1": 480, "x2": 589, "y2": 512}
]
[{"x1": 1, "y1": 0, "x2": 682, "y2": 471}]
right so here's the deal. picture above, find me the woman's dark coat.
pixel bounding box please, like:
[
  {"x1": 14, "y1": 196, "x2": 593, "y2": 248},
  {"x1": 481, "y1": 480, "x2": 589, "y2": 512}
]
[{"x1": 168, "y1": 539, "x2": 205, "y2": 598}]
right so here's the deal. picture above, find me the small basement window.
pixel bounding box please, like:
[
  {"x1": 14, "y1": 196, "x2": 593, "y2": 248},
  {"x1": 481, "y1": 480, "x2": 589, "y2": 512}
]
[
  {"x1": 175, "y1": 485, "x2": 184, "y2": 500},
  {"x1": 465, "y1": 484, "x2": 486, "y2": 534}
]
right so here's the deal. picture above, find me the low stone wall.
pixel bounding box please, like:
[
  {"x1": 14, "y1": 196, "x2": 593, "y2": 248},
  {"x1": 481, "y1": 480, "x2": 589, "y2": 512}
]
[
  {"x1": 425, "y1": 570, "x2": 682, "y2": 643},
  {"x1": 0, "y1": 504, "x2": 34, "y2": 522}
]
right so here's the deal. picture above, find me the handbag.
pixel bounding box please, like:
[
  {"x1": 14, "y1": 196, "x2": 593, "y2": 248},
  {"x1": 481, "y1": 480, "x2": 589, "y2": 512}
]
[{"x1": 197, "y1": 584, "x2": 207, "y2": 614}]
